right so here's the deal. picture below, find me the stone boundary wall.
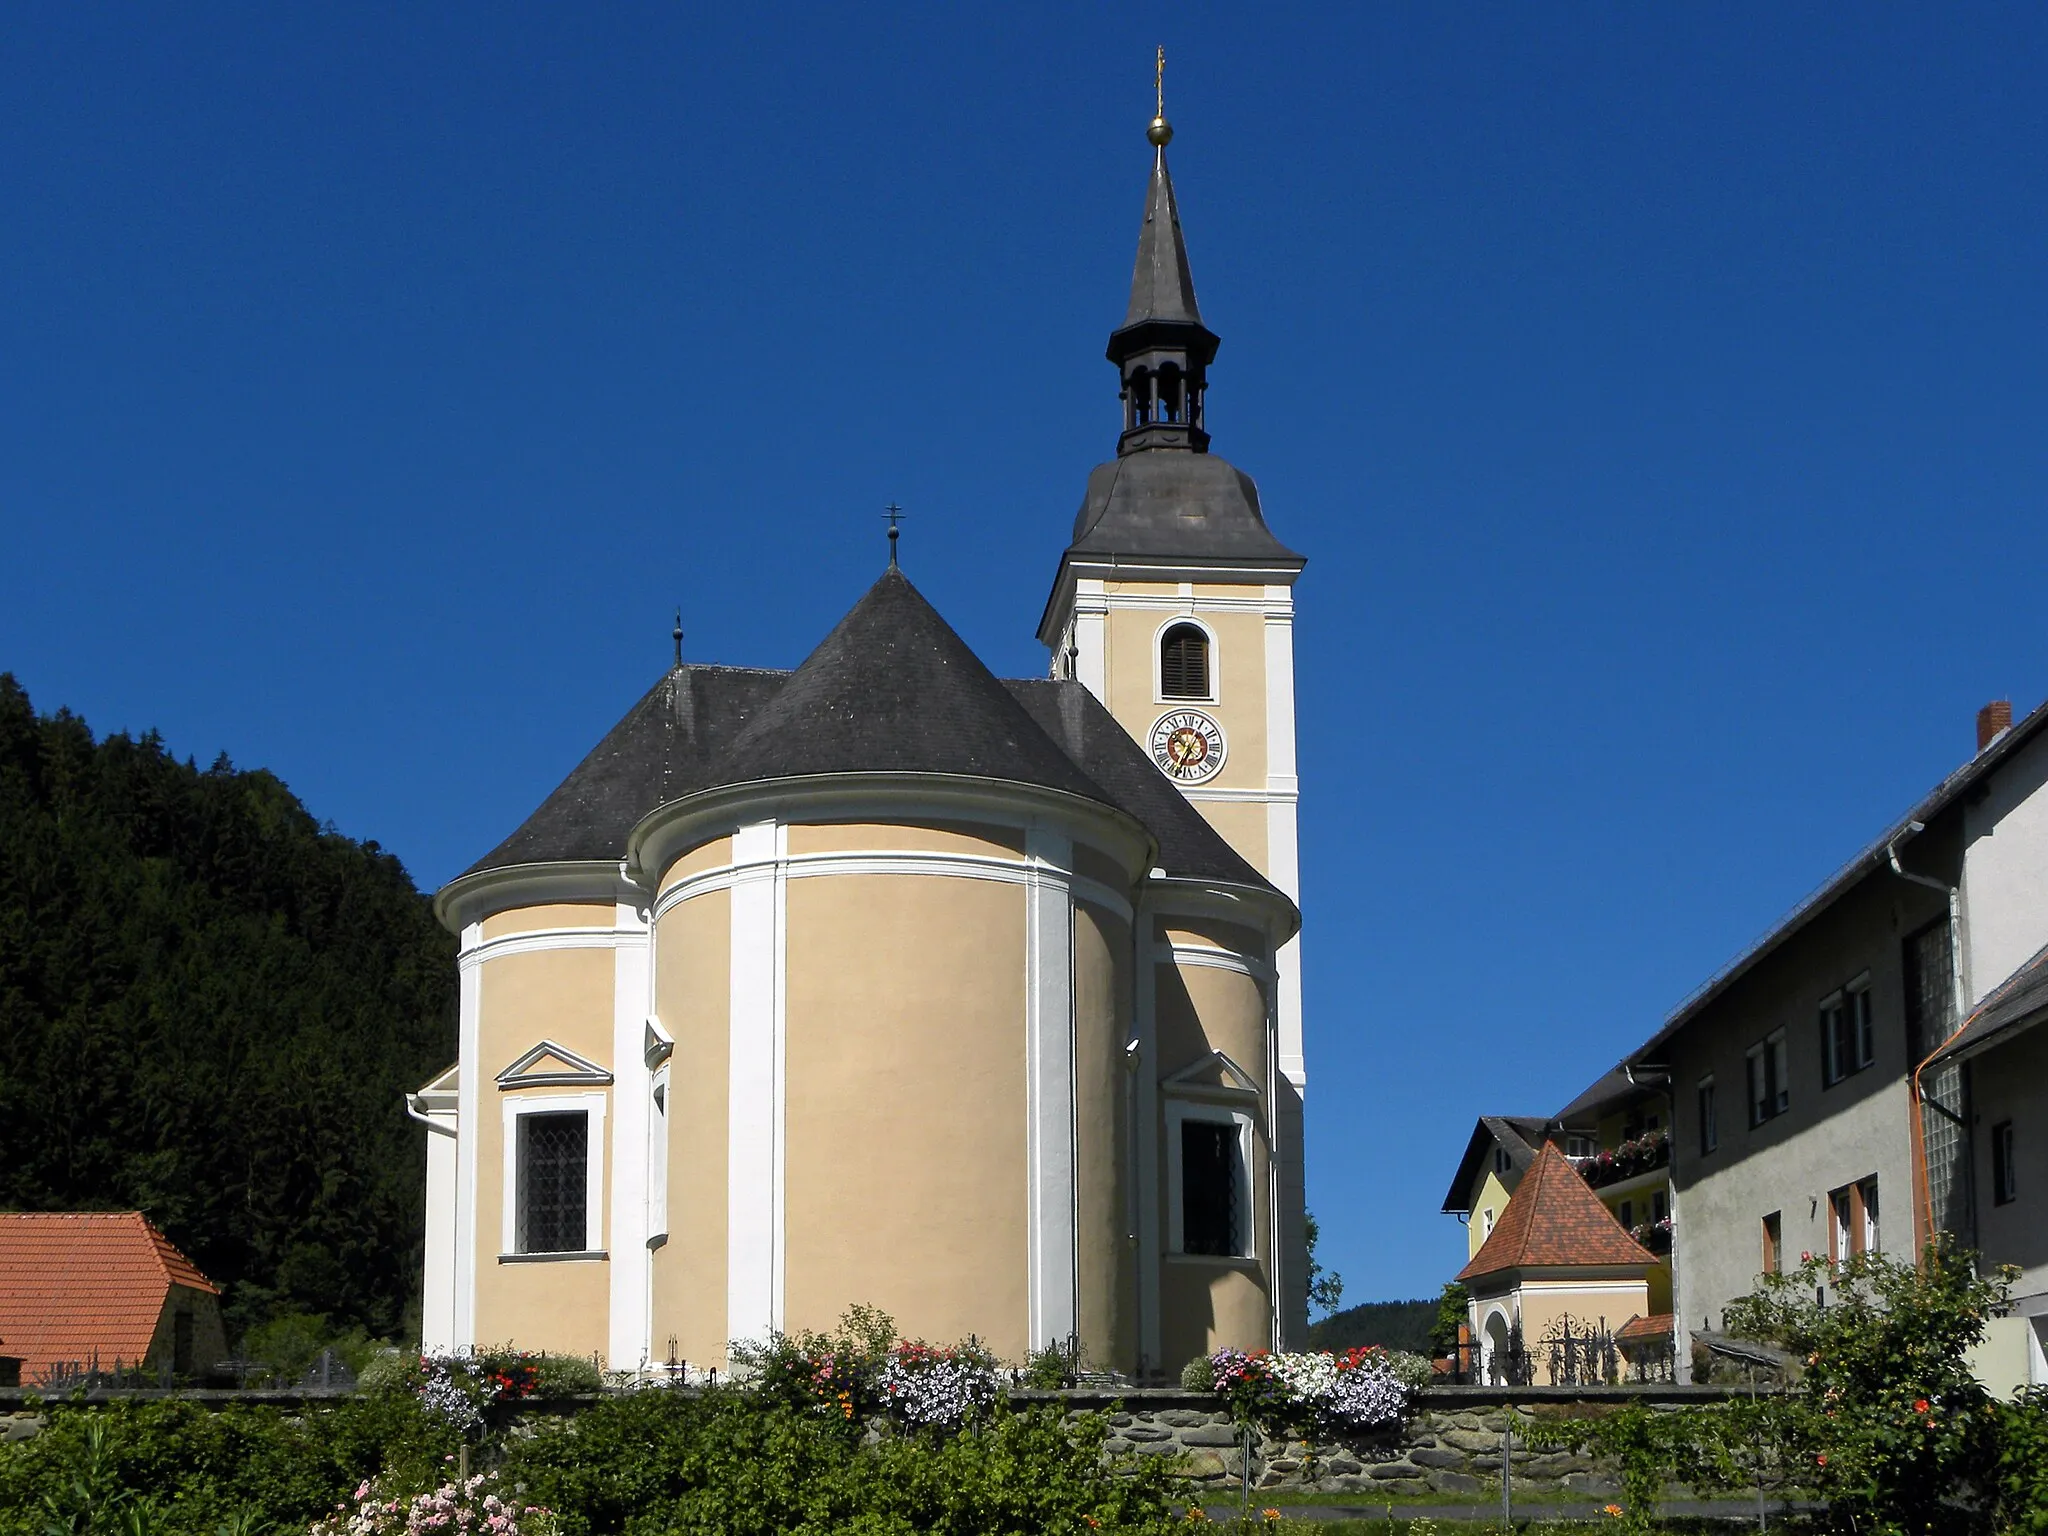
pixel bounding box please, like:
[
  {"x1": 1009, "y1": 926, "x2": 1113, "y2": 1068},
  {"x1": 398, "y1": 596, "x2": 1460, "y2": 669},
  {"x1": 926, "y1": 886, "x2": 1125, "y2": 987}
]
[{"x1": 0, "y1": 1384, "x2": 1747, "y2": 1495}]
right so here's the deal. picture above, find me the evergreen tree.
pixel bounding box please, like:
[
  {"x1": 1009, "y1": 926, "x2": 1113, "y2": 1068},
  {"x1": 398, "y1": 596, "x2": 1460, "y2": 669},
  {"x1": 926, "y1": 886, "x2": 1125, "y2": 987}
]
[{"x1": 0, "y1": 674, "x2": 455, "y2": 1340}]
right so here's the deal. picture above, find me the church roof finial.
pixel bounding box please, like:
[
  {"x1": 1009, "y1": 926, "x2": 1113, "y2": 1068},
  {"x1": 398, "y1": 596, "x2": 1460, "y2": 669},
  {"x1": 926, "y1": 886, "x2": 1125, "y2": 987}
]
[
  {"x1": 1149, "y1": 46, "x2": 1172, "y2": 148},
  {"x1": 672, "y1": 608, "x2": 683, "y2": 667},
  {"x1": 884, "y1": 502, "x2": 903, "y2": 568}
]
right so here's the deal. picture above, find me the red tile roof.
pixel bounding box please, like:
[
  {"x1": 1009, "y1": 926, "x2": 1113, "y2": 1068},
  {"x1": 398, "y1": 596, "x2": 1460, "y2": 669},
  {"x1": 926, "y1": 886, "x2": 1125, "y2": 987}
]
[
  {"x1": 0, "y1": 1213, "x2": 218, "y2": 1379},
  {"x1": 1617, "y1": 1313, "x2": 1676, "y2": 1343},
  {"x1": 1458, "y1": 1142, "x2": 1658, "y2": 1282}
]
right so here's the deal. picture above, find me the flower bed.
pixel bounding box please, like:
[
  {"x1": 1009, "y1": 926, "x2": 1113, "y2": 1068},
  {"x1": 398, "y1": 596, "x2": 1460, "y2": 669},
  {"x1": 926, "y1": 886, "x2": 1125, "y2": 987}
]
[
  {"x1": 1197, "y1": 1346, "x2": 1412, "y2": 1436},
  {"x1": 310, "y1": 1473, "x2": 555, "y2": 1536}
]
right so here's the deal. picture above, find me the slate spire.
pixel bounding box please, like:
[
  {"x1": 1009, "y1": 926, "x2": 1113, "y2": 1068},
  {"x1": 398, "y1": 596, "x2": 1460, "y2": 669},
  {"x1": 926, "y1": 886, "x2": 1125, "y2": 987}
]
[{"x1": 1106, "y1": 115, "x2": 1220, "y2": 455}]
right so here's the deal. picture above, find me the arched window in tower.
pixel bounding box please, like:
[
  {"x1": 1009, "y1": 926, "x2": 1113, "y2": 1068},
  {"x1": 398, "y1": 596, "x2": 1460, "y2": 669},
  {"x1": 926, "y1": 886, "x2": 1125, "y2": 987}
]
[
  {"x1": 1126, "y1": 368, "x2": 1154, "y2": 429},
  {"x1": 1160, "y1": 623, "x2": 1211, "y2": 699},
  {"x1": 1157, "y1": 364, "x2": 1184, "y2": 424}
]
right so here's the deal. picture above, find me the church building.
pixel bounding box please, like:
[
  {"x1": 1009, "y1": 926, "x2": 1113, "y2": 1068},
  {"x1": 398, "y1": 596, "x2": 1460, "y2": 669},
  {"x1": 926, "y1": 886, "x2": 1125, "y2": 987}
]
[{"x1": 409, "y1": 107, "x2": 1310, "y2": 1379}]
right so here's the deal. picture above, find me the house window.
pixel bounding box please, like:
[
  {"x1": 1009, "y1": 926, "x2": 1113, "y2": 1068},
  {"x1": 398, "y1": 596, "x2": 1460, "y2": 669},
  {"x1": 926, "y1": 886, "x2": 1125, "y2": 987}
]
[
  {"x1": 1159, "y1": 623, "x2": 1212, "y2": 700},
  {"x1": 517, "y1": 1111, "x2": 590, "y2": 1254},
  {"x1": 1762, "y1": 1211, "x2": 1782, "y2": 1275},
  {"x1": 1482, "y1": 1206, "x2": 1496, "y2": 1239},
  {"x1": 1565, "y1": 1134, "x2": 1596, "y2": 1159},
  {"x1": 1993, "y1": 1121, "x2": 2017, "y2": 1206},
  {"x1": 1820, "y1": 978, "x2": 1876, "y2": 1086},
  {"x1": 1829, "y1": 1177, "x2": 1879, "y2": 1263},
  {"x1": 1746, "y1": 1029, "x2": 1790, "y2": 1126},
  {"x1": 1176, "y1": 1113, "x2": 1249, "y2": 1257},
  {"x1": 1493, "y1": 1147, "x2": 1512, "y2": 1176},
  {"x1": 1698, "y1": 1076, "x2": 1718, "y2": 1155},
  {"x1": 1904, "y1": 919, "x2": 1955, "y2": 1063},
  {"x1": 1618, "y1": 1198, "x2": 1634, "y2": 1230},
  {"x1": 1651, "y1": 1190, "x2": 1668, "y2": 1225},
  {"x1": 173, "y1": 1310, "x2": 195, "y2": 1377}
]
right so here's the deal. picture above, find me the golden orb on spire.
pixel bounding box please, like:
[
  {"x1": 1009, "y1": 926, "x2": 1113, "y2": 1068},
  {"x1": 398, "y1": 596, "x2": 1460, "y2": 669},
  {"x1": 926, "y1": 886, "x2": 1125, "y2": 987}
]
[{"x1": 1148, "y1": 44, "x2": 1173, "y2": 146}]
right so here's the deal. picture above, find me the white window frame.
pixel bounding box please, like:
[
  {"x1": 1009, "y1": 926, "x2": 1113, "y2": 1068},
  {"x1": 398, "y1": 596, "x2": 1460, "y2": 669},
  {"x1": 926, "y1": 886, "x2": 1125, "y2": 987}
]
[
  {"x1": 1165, "y1": 1099, "x2": 1255, "y2": 1260},
  {"x1": 648, "y1": 1065, "x2": 671, "y2": 1244},
  {"x1": 1153, "y1": 615, "x2": 1220, "y2": 706},
  {"x1": 500, "y1": 1092, "x2": 607, "y2": 1258}
]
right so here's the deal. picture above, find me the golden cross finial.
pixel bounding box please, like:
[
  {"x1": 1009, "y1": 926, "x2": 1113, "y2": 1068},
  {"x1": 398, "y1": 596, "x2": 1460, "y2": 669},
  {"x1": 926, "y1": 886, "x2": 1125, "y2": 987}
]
[{"x1": 1148, "y1": 46, "x2": 1173, "y2": 147}]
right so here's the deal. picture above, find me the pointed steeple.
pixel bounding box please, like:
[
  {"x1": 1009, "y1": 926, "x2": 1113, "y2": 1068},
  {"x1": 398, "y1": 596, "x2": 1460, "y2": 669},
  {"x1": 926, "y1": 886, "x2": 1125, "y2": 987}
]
[
  {"x1": 1123, "y1": 149, "x2": 1204, "y2": 329},
  {"x1": 1106, "y1": 111, "x2": 1220, "y2": 455}
]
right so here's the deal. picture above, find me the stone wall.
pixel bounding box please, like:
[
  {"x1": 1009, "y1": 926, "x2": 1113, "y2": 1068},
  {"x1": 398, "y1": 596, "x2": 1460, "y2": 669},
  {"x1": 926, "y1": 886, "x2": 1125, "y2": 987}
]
[
  {"x1": 0, "y1": 1383, "x2": 1742, "y2": 1497},
  {"x1": 1034, "y1": 1385, "x2": 1742, "y2": 1495}
]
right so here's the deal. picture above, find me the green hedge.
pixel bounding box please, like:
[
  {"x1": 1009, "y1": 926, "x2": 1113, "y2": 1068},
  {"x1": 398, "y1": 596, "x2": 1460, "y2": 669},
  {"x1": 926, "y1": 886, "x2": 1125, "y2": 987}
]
[{"x1": 0, "y1": 1390, "x2": 1190, "y2": 1536}]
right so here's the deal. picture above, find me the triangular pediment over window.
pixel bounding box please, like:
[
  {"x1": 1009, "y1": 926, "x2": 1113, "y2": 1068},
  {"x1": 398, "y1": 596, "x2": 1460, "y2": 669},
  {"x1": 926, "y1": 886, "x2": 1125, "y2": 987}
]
[
  {"x1": 496, "y1": 1040, "x2": 613, "y2": 1089},
  {"x1": 1161, "y1": 1050, "x2": 1261, "y2": 1099}
]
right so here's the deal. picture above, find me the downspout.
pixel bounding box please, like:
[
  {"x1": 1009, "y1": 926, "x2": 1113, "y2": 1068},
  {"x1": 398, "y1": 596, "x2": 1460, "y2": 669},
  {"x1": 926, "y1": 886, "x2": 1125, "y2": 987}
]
[{"x1": 1885, "y1": 820, "x2": 1963, "y2": 1261}]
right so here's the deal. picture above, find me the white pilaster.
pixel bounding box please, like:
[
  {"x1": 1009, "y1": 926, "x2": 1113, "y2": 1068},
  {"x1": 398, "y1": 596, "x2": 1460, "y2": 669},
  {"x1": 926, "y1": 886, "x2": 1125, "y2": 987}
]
[
  {"x1": 1133, "y1": 896, "x2": 1163, "y2": 1373},
  {"x1": 608, "y1": 896, "x2": 653, "y2": 1371},
  {"x1": 1025, "y1": 825, "x2": 1078, "y2": 1350},
  {"x1": 1263, "y1": 592, "x2": 1306, "y2": 1091},
  {"x1": 453, "y1": 921, "x2": 483, "y2": 1350},
  {"x1": 419, "y1": 1116, "x2": 457, "y2": 1353},
  {"x1": 727, "y1": 820, "x2": 784, "y2": 1350},
  {"x1": 1073, "y1": 582, "x2": 1108, "y2": 704}
]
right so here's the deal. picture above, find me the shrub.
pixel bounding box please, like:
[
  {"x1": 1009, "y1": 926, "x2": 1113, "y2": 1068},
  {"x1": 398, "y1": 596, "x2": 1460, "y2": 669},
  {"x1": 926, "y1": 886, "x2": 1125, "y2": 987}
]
[
  {"x1": 309, "y1": 1472, "x2": 556, "y2": 1536},
  {"x1": 0, "y1": 1395, "x2": 459, "y2": 1536},
  {"x1": 1992, "y1": 1386, "x2": 2048, "y2": 1536},
  {"x1": 501, "y1": 1388, "x2": 1190, "y2": 1536},
  {"x1": 1720, "y1": 1241, "x2": 2014, "y2": 1534}
]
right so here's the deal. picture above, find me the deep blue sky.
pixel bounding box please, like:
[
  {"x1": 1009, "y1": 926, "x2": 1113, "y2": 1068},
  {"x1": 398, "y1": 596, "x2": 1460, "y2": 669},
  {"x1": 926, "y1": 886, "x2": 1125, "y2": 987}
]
[{"x1": 5, "y1": 6, "x2": 2047, "y2": 1308}]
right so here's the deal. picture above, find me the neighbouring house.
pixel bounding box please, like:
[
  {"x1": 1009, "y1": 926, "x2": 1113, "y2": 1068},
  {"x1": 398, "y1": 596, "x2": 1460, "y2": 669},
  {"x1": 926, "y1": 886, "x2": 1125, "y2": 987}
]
[
  {"x1": 0, "y1": 1213, "x2": 226, "y2": 1385},
  {"x1": 408, "y1": 113, "x2": 1312, "y2": 1377},
  {"x1": 1921, "y1": 939, "x2": 2048, "y2": 1388},
  {"x1": 1458, "y1": 1142, "x2": 1661, "y2": 1384},
  {"x1": 1551, "y1": 696, "x2": 2048, "y2": 1386},
  {"x1": 1443, "y1": 1083, "x2": 1676, "y2": 1326},
  {"x1": 1442, "y1": 1116, "x2": 1547, "y2": 1260}
]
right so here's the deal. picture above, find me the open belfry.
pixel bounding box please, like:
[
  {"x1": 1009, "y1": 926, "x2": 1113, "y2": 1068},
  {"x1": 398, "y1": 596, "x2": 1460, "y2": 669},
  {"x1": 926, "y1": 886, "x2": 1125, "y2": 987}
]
[{"x1": 411, "y1": 81, "x2": 1309, "y2": 1378}]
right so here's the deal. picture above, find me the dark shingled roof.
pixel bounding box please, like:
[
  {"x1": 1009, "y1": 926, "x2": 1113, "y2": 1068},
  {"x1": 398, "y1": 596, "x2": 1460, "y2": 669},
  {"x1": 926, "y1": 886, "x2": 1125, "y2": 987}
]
[
  {"x1": 462, "y1": 665, "x2": 785, "y2": 877},
  {"x1": 1440, "y1": 1116, "x2": 1550, "y2": 1213},
  {"x1": 1004, "y1": 678, "x2": 1269, "y2": 891},
  {"x1": 456, "y1": 570, "x2": 1285, "y2": 906},
  {"x1": 1066, "y1": 451, "x2": 1303, "y2": 565},
  {"x1": 1928, "y1": 939, "x2": 2048, "y2": 1066},
  {"x1": 1122, "y1": 147, "x2": 1203, "y2": 330},
  {"x1": 707, "y1": 569, "x2": 1108, "y2": 801}
]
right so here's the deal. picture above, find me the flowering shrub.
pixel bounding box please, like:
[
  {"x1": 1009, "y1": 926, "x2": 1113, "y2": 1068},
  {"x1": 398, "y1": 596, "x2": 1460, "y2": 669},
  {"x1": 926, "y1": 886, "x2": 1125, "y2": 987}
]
[
  {"x1": 309, "y1": 1472, "x2": 556, "y2": 1536},
  {"x1": 1574, "y1": 1129, "x2": 1671, "y2": 1189},
  {"x1": 1209, "y1": 1346, "x2": 1409, "y2": 1434},
  {"x1": 879, "y1": 1340, "x2": 1003, "y2": 1428},
  {"x1": 364, "y1": 1349, "x2": 542, "y2": 1433}
]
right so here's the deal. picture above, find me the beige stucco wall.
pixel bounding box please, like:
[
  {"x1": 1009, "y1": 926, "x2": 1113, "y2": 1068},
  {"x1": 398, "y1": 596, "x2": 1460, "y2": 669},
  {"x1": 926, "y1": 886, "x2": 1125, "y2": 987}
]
[
  {"x1": 786, "y1": 820, "x2": 1025, "y2": 858},
  {"x1": 481, "y1": 902, "x2": 613, "y2": 939},
  {"x1": 1156, "y1": 962, "x2": 1269, "y2": 1083},
  {"x1": 651, "y1": 886, "x2": 731, "y2": 1366},
  {"x1": 1188, "y1": 800, "x2": 1268, "y2": 873},
  {"x1": 1075, "y1": 899, "x2": 1136, "y2": 1373},
  {"x1": 661, "y1": 834, "x2": 734, "y2": 892},
  {"x1": 472, "y1": 945, "x2": 615, "y2": 1356},
  {"x1": 1162, "y1": 1263, "x2": 1272, "y2": 1368},
  {"x1": 781, "y1": 870, "x2": 1030, "y2": 1359}
]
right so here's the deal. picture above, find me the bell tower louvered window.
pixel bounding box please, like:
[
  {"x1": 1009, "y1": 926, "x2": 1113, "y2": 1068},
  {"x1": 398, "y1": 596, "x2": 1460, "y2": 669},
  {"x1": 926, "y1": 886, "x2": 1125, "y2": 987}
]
[{"x1": 1160, "y1": 624, "x2": 1210, "y2": 699}]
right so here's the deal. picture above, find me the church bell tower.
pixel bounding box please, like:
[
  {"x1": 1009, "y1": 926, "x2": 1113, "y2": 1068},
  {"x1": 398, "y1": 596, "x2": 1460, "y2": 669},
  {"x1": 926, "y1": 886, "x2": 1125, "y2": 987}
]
[{"x1": 1038, "y1": 100, "x2": 1309, "y2": 1121}]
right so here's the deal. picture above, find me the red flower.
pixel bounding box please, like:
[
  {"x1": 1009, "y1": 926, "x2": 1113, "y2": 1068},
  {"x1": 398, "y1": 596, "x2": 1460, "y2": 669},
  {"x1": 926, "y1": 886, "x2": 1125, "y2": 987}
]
[
  {"x1": 1913, "y1": 1398, "x2": 1930, "y2": 1414},
  {"x1": 1816, "y1": 1454, "x2": 1827, "y2": 1467}
]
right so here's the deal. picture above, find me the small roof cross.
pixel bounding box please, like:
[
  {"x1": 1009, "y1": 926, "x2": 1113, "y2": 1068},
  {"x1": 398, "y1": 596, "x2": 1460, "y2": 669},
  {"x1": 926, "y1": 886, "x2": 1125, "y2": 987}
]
[{"x1": 884, "y1": 502, "x2": 904, "y2": 567}]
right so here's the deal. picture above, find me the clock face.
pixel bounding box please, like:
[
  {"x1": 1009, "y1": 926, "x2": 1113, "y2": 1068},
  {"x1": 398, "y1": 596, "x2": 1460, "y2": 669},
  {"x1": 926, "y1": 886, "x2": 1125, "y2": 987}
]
[{"x1": 1150, "y1": 709, "x2": 1227, "y2": 784}]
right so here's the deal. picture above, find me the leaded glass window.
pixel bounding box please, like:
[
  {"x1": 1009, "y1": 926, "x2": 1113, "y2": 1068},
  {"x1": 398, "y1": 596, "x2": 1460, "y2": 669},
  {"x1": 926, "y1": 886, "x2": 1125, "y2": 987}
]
[
  {"x1": 1181, "y1": 1119, "x2": 1241, "y2": 1256},
  {"x1": 517, "y1": 1111, "x2": 588, "y2": 1254}
]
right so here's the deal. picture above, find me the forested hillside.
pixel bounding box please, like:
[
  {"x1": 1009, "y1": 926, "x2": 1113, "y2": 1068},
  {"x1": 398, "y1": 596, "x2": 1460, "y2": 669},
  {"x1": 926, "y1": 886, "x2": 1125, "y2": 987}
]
[
  {"x1": 0, "y1": 674, "x2": 455, "y2": 1341},
  {"x1": 1306, "y1": 1297, "x2": 1437, "y2": 1356}
]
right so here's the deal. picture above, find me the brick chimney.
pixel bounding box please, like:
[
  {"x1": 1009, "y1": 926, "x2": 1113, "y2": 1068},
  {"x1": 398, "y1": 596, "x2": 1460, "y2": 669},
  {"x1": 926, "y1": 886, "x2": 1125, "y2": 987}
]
[{"x1": 1978, "y1": 700, "x2": 2013, "y2": 753}]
